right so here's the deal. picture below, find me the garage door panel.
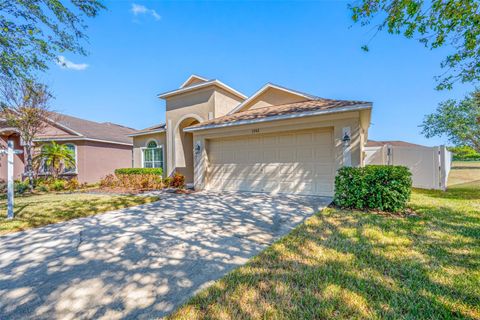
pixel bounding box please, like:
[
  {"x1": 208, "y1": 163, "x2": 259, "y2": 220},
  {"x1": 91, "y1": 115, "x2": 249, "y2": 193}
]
[
  {"x1": 206, "y1": 128, "x2": 334, "y2": 196},
  {"x1": 278, "y1": 133, "x2": 296, "y2": 145}
]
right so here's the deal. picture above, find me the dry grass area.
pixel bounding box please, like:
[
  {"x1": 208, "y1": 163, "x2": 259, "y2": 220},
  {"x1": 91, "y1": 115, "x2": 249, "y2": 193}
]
[
  {"x1": 448, "y1": 161, "x2": 480, "y2": 188},
  {"x1": 0, "y1": 193, "x2": 159, "y2": 235},
  {"x1": 168, "y1": 166, "x2": 480, "y2": 319}
]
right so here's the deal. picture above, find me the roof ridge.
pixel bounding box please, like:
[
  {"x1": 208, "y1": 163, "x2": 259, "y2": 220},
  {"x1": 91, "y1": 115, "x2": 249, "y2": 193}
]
[{"x1": 53, "y1": 112, "x2": 135, "y2": 131}]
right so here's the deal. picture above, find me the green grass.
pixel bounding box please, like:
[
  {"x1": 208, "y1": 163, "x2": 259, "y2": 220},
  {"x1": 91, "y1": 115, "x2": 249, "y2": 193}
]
[
  {"x1": 168, "y1": 165, "x2": 480, "y2": 319},
  {"x1": 0, "y1": 193, "x2": 159, "y2": 235}
]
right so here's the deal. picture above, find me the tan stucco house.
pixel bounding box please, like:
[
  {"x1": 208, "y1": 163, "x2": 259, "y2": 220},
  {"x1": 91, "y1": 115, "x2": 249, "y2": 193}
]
[
  {"x1": 131, "y1": 75, "x2": 372, "y2": 196},
  {"x1": 0, "y1": 113, "x2": 135, "y2": 183}
]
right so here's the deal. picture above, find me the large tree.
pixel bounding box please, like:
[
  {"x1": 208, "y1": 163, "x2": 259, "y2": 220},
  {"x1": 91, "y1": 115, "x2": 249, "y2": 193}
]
[
  {"x1": 0, "y1": 79, "x2": 54, "y2": 191},
  {"x1": 0, "y1": 0, "x2": 105, "y2": 82},
  {"x1": 421, "y1": 90, "x2": 480, "y2": 151},
  {"x1": 350, "y1": 0, "x2": 480, "y2": 90}
]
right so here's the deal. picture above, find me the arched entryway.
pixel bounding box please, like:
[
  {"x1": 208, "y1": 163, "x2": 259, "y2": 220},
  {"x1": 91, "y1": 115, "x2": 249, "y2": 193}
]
[{"x1": 173, "y1": 114, "x2": 203, "y2": 184}]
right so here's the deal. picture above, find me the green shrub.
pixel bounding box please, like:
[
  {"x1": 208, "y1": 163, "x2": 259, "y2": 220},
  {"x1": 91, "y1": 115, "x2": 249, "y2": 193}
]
[
  {"x1": 334, "y1": 165, "x2": 412, "y2": 212},
  {"x1": 14, "y1": 180, "x2": 30, "y2": 194},
  {"x1": 114, "y1": 168, "x2": 163, "y2": 176},
  {"x1": 51, "y1": 179, "x2": 66, "y2": 191},
  {"x1": 35, "y1": 185, "x2": 49, "y2": 193},
  {"x1": 449, "y1": 146, "x2": 480, "y2": 161}
]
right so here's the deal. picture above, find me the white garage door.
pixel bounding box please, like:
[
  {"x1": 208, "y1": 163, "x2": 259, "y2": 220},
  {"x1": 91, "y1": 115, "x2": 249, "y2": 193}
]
[{"x1": 206, "y1": 128, "x2": 335, "y2": 196}]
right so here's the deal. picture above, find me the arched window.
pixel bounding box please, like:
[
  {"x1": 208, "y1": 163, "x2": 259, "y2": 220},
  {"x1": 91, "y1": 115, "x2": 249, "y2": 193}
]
[
  {"x1": 64, "y1": 143, "x2": 77, "y2": 173},
  {"x1": 143, "y1": 140, "x2": 163, "y2": 168}
]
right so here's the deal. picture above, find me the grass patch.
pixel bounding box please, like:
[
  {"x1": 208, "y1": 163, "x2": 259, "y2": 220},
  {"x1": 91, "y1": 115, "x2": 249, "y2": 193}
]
[
  {"x1": 448, "y1": 161, "x2": 480, "y2": 189},
  {"x1": 0, "y1": 193, "x2": 159, "y2": 235},
  {"x1": 168, "y1": 168, "x2": 480, "y2": 319}
]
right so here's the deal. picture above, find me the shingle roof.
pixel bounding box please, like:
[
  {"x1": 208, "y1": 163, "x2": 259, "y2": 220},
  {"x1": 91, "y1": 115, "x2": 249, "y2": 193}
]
[
  {"x1": 186, "y1": 98, "x2": 371, "y2": 130},
  {"x1": 51, "y1": 112, "x2": 136, "y2": 145},
  {"x1": 129, "y1": 123, "x2": 166, "y2": 136},
  {"x1": 366, "y1": 140, "x2": 425, "y2": 148}
]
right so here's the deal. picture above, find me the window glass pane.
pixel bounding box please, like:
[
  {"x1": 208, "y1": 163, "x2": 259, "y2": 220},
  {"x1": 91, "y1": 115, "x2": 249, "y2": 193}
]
[
  {"x1": 147, "y1": 141, "x2": 157, "y2": 148},
  {"x1": 64, "y1": 144, "x2": 76, "y2": 173},
  {"x1": 153, "y1": 148, "x2": 161, "y2": 161},
  {"x1": 144, "y1": 149, "x2": 153, "y2": 162}
]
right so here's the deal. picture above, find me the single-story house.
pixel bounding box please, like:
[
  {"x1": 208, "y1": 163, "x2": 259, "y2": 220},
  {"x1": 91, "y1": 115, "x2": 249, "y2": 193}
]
[
  {"x1": 0, "y1": 112, "x2": 136, "y2": 183},
  {"x1": 365, "y1": 140, "x2": 451, "y2": 190},
  {"x1": 130, "y1": 75, "x2": 372, "y2": 196}
]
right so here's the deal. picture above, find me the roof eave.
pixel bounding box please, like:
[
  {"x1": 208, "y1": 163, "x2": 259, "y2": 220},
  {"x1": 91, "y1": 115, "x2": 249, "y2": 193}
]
[
  {"x1": 33, "y1": 137, "x2": 133, "y2": 146},
  {"x1": 128, "y1": 129, "x2": 166, "y2": 137},
  {"x1": 184, "y1": 103, "x2": 372, "y2": 132}
]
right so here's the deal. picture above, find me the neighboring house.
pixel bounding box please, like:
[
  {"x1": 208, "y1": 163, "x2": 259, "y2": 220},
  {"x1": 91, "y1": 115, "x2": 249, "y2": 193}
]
[
  {"x1": 0, "y1": 113, "x2": 136, "y2": 183},
  {"x1": 365, "y1": 140, "x2": 452, "y2": 190},
  {"x1": 130, "y1": 75, "x2": 372, "y2": 196}
]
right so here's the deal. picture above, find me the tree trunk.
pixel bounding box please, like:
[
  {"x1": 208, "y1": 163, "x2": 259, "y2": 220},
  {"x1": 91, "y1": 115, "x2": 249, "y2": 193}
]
[{"x1": 24, "y1": 144, "x2": 34, "y2": 192}]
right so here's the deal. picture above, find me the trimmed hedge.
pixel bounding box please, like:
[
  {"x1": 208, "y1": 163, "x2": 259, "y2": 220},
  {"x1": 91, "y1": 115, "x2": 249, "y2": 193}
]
[
  {"x1": 114, "y1": 168, "x2": 163, "y2": 176},
  {"x1": 334, "y1": 165, "x2": 412, "y2": 212}
]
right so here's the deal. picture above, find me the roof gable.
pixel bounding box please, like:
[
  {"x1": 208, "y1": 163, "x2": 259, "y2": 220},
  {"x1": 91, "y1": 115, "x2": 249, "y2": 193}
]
[
  {"x1": 180, "y1": 75, "x2": 209, "y2": 88},
  {"x1": 158, "y1": 79, "x2": 247, "y2": 101},
  {"x1": 228, "y1": 83, "x2": 319, "y2": 115}
]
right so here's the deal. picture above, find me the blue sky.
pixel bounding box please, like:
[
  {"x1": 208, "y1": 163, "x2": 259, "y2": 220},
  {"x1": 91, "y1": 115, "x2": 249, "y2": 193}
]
[{"x1": 42, "y1": 1, "x2": 474, "y2": 146}]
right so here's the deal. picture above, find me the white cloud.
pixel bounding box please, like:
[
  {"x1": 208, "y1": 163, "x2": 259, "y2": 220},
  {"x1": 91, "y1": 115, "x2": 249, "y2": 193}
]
[
  {"x1": 131, "y1": 3, "x2": 161, "y2": 21},
  {"x1": 56, "y1": 56, "x2": 88, "y2": 71}
]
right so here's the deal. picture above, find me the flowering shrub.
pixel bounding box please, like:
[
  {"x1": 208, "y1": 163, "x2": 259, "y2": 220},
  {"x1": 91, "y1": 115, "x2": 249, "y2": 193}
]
[
  {"x1": 169, "y1": 172, "x2": 185, "y2": 189},
  {"x1": 100, "y1": 173, "x2": 163, "y2": 191}
]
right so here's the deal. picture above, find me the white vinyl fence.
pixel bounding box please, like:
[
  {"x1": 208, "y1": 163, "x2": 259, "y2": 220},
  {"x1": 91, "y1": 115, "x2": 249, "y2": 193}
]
[{"x1": 365, "y1": 145, "x2": 452, "y2": 190}]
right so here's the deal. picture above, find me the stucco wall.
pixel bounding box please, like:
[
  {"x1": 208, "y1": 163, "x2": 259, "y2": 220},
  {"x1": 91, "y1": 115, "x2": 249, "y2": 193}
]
[
  {"x1": 0, "y1": 136, "x2": 25, "y2": 181},
  {"x1": 214, "y1": 89, "x2": 244, "y2": 117},
  {"x1": 0, "y1": 138, "x2": 132, "y2": 184},
  {"x1": 242, "y1": 88, "x2": 309, "y2": 111},
  {"x1": 192, "y1": 111, "x2": 369, "y2": 192},
  {"x1": 77, "y1": 141, "x2": 132, "y2": 183},
  {"x1": 164, "y1": 86, "x2": 246, "y2": 176},
  {"x1": 132, "y1": 132, "x2": 166, "y2": 170}
]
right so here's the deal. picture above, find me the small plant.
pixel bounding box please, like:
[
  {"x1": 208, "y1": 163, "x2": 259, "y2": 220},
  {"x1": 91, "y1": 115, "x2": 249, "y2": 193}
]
[
  {"x1": 35, "y1": 184, "x2": 49, "y2": 193},
  {"x1": 51, "y1": 179, "x2": 66, "y2": 191},
  {"x1": 334, "y1": 165, "x2": 412, "y2": 212},
  {"x1": 65, "y1": 178, "x2": 80, "y2": 191},
  {"x1": 170, "y1": 172, "x2": 185, "y2": 189},
  {"x1": 0, "y1": 179, "x2": 6, "y2": 193},
  {"x1": 14, "y1": 180, "x2": 30, "y2": 194},
  {"x1": 114, "y1": 168, "x2": 163, "y2": 176},
  {"x1": 163, "y1": 177, "x2": 171, "y2": 188}
]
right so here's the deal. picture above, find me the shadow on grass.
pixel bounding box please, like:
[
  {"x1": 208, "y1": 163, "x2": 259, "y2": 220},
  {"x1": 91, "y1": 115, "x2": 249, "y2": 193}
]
[
  {"x1": 0, "y1": 195, "x2": 158, "y2": 234},
  {"x1": 168, "y1": 196, "x2": 480, "y2": 319}
]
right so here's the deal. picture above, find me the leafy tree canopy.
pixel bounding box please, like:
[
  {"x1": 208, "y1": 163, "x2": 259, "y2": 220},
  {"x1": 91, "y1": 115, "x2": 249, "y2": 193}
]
[
  {"x1": 421, "y1": 89, "x2": 480, "y2": 151},
  {"x1": 0, "y1": 0, "x2": 105, "y2": 82},
  {"x1": 350, "y1": 0, "x2": 480, "y2": 90}
]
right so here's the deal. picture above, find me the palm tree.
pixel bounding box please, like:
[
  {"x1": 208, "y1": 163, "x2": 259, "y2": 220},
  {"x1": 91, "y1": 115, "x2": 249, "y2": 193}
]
[{"x1": 34, "y1": 142, "x2": 75, "y2": 179}]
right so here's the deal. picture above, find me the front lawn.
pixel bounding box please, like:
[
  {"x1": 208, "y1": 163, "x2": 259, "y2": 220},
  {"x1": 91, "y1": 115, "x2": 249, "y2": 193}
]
[
  {"x1": 448, "y1": 161, "x2": 480, "y2": 189},
  {"x1": 0, "y1": 193, "x2": 159, "y2": 235},
  {"x1": 168, "y1": 168, "x2": 480, "y2": 319}
]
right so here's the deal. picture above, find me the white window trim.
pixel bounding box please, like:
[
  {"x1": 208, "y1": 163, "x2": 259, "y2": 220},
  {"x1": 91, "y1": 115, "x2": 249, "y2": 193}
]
[{"x1": 140, "y1": 139, "x2": 165, "y2": 171}]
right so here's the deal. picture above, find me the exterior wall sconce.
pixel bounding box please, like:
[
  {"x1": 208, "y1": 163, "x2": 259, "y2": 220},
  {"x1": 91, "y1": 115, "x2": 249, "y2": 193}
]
[
  {"x1": 342, "y1": 132, "x2": 351, "y2": 147},
  {"x1": 194, "y1": 141, "x2": 201, "y2": 155}
]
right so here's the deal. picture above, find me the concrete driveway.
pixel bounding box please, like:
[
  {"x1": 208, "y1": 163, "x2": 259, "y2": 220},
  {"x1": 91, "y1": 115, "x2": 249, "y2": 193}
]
[{"x1": 0, "y1": 191, "x2": 331, "y2": 319}]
